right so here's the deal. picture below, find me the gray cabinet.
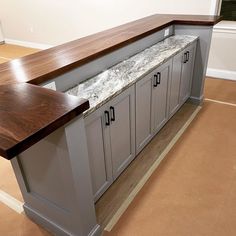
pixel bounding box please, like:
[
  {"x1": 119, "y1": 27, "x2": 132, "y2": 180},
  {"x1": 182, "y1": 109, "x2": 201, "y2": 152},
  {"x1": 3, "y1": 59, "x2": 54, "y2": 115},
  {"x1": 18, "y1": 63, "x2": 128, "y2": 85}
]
[
  {"x1": 109, "y1": 86, "x2": 135, "y2": 180},
  {"x1": 85, "y1": 107, "x2": 112, "y2": 202},
  {"x1": 85, "y1": 85, "x2": 135, "y2": 201},
  {"x1": 136, "y1": 60, "x2": 172, "y2": 154},
  {"x1": 179, "y1": 43, "x2": 196, "y2": 105},
  {"x1": 135, "y1": 70, "x2": 153, "y2": 154},
  {"x1": 168, "y1": 42, "x2": 196, "y2": 118},
  {"x1": 168, "y1": 52, "x2": 183, "y2": 118},
  {"x1": 152, "y1": 60, "x2": 172, "y2": 135},
  {"x1": 86, "y1": 41, "x2": 197, "y2": 200}
]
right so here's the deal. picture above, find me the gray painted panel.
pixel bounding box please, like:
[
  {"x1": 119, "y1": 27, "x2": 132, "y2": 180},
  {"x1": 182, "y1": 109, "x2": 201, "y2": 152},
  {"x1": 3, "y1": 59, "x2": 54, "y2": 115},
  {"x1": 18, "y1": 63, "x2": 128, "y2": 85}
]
[
  {"x1": 152, "y1": 60, "x2": 172, "y2": 134},
  {"x1": 85, "y1": 106, "x2": 113, "y2": 202},
  {"x1": 175, "y1": 25, "x2": 213, "y2": 102},
  {"x1": 11, "y1": 116, "x2": 100, "y2": 236},
  {"x1": 19, "y1": 131, "x2": 71, "y2": 211},
  {"x1": 179, "y1": 43, "x2": 196, "y2": 105},
  {"x1": 64, "y1": 117, "x2": 98, "y2": 235},
  {"x1": 109, "y1": 85, "x2": 135, "y2": 180},
  {"x1": 169, "y1": 52, "x2": 182, "y2": 117},
  {"x1": 135, "y1": 71, "x2": 153, "y2": 154}
]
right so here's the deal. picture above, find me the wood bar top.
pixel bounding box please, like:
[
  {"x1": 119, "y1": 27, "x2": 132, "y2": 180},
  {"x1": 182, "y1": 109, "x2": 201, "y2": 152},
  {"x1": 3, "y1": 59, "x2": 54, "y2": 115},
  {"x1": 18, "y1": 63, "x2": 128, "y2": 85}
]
[
  {"x1": 0, "y1": 14, "x2": 221, "y2": 86},
  {"x1": 0, "y1": 14, "x2": 221, "y2": 160},
  {"x1": 0, "y1": 83, "x2": 89, "y2": 159}
]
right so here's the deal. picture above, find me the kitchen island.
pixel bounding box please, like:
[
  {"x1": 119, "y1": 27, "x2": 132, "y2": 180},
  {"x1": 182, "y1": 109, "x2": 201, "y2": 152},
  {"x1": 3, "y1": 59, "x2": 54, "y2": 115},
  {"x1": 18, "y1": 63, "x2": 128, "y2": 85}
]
[{"x1": 0, "y1": 14, "x2": 221, "y2": 236}]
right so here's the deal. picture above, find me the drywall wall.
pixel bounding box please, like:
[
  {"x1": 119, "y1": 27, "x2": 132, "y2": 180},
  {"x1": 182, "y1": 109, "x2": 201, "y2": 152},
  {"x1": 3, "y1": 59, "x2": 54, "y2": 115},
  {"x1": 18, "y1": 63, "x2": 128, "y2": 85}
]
[
  {"x1": 207, "y1": 21, "x2": 236, "y2": 80},
  {"x1": 0, "y1": 0, "x2": 213, "y2": 46},
  {"x1": 0, "y1": 21, "x2": 3, "y2": 43}
]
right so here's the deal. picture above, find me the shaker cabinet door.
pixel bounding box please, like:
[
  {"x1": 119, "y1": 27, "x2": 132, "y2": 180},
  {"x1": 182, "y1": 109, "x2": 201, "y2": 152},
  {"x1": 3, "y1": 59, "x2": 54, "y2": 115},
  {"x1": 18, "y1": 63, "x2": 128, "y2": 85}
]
[
  {"x1": 109, "y1": 86, "x2": 135, "y2": 180},
  {"x1": 180, "y1": 43, "x2": 196, "y2": 105},
  {"x1": 152, "y1": 60, "x2": 172, "y2": 134},
  {"x1": 135, "y1": 73, "x2": 153, "y2": 154},
  {"x1": 169, "y1": 52, "x2": 182, "y2": 118},
  {"x1": 85, "y1": 107, "x2": 112, "y2": 202}
]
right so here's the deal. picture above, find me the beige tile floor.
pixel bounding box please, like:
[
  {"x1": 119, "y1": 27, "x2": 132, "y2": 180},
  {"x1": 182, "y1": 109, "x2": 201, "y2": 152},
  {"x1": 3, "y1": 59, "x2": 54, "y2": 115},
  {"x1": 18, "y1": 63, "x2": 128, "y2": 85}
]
[{"x1": 1, "y1": 44, "x2": 236, "y2": 236}]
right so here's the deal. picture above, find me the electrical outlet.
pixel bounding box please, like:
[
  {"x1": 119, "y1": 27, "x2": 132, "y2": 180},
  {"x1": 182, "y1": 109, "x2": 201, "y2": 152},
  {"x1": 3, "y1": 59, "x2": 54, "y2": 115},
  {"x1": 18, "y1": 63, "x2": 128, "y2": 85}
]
[
  {"x1": 43, "y1": 81, "x2": 56, "y2": 91},
  {"x1": 164, "y1": 28, "x2": 170, "y2": 37}
]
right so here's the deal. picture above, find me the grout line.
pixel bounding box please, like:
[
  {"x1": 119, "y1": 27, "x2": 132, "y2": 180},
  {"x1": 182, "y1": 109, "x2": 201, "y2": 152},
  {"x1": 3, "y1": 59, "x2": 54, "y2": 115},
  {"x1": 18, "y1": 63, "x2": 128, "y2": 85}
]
[
  {"x1": 104, "y1": 106, "x2": 202, "y2": 232},
  {"x1": 0, "y1": 190, "x2": 24, "y2": 214},
  {"x1": 205, "y1": 98, "x2": 236, "y2": 107}
]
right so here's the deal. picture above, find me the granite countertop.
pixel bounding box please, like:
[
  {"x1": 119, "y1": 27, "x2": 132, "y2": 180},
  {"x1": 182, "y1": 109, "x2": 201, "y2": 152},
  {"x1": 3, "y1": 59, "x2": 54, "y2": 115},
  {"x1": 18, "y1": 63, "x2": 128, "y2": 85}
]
[{"x1": 65, "y1": 35, "x2": 198, "y2": 116}]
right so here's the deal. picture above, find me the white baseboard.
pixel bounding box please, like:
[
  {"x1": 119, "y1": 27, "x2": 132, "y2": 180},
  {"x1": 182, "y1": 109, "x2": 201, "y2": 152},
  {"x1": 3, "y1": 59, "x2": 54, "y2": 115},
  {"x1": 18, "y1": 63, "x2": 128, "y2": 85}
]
[
  {"x1": 206, "y1": 68, "x2": 236, "y2": 81},
  {"x1": 4, "y1": 38, "x2": 53, "y2": 50}
]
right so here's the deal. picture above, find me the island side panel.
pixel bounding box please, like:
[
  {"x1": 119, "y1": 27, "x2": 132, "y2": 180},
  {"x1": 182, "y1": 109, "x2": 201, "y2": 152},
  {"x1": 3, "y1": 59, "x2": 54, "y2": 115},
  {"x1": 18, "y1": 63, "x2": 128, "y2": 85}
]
[
  {"x1": 11, "y1": 115, "x2": 100, "y2": 236},
  {"x1": 174, "y1": 25, "x2": 213, "y2": 104}
]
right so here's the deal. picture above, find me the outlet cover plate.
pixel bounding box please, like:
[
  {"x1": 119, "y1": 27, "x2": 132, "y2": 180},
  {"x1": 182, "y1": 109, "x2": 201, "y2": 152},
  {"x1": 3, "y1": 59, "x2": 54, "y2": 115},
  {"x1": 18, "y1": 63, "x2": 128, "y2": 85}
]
[{"x1": 164, "y1": 28, "x2": 170, "y2": 37}]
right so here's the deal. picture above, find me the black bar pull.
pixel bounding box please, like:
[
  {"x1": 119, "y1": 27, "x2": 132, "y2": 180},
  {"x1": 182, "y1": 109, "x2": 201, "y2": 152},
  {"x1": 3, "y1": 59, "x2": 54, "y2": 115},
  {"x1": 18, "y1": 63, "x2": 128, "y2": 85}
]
[
  {"x1": 186, "y1": 51, "x2": 190, "y2": 62},
  {"x1": 104, "y1": 110, "x2": 110, "y2": 126},
  {"x1": 157, "y1": 72, "x2": 161, "y2": 84},
  {"x1": 110, "y1": 106, "x2": 115, "y2": 122},
  {"x1": 153, "y1": 74, "x2": 158, "y2": 87},
  {"x1": 183, "y1": 53, "x2": 187, "y2": 63}
]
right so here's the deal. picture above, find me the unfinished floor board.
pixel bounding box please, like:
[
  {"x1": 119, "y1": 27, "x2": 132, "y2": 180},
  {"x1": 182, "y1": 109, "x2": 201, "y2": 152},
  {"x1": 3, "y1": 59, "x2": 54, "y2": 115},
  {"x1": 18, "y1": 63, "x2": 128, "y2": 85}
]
[
  {"x1": 0, "y1": 202, "x2": 51, "y2": 236},
  {"x1": 0, "y1": 44, "x2": 40, "y2": 59},
  {"x1": 104, "y1": 101, "x2": 236, "y2": 236},
  {"x1": 205, "y1": 77, "x2": 236, "y2": 104},
  {"x1": 0, "y1": 158, "x2": 23, "y2": 202}
]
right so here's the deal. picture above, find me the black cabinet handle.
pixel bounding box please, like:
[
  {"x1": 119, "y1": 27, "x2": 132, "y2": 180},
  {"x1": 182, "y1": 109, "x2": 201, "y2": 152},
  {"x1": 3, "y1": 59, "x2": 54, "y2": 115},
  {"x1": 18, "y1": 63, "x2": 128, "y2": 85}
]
[
  {"x1": 104, "y1": 110, "x2": 110, "y2": 126},
  {"x1": 186, "y1": 51, "x2": 190, "y2": 62},
  {"x1": 110, "y1": 106, "x2": 115, "y2": 122},
  {"x1": 157, "y1": 72, "x2": 161, "y2": 84},
  {"x1": 153, "y1": 74, "x2": 158, "y2": 87},
  {"x1": 183, "y1": 53, "x2": 187, "y2": 63}
]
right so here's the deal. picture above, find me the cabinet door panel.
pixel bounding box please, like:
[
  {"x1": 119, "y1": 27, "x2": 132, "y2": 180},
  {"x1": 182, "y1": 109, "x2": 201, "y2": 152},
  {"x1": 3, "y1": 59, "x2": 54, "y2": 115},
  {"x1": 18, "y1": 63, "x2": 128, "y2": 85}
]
[
  {"x1": 109, "y1": 86, "x2": 135, "y2": 180},
  {"x1": 85, "y1": 109, "x2": 112, "y2": 201},
  {"x1": 152, "y1": 61, "x2": 171, "y2": 134},
  {"x1": 180, "y1": 44, "x2": 196, "y2": 104},
  {"x1": 136, "y1": 74, "x2": 153, "y2": 154},
  {"x1": 169, "y1": 53, "x2": 182, "y2": 117}
]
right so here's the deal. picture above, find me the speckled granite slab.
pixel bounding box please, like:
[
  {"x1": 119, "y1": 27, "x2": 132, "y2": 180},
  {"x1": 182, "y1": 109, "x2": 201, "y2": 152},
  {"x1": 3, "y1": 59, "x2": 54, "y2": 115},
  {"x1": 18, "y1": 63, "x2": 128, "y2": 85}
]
[{"x1": 65, "y1": 35, "x2": 198, "y2": 116}]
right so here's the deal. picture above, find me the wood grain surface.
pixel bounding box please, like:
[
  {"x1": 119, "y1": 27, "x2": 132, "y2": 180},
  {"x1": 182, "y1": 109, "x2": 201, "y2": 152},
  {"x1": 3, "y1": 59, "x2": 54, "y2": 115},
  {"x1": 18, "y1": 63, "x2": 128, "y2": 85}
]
[
  {"x1": 0, "y1": 83, "x2": 89, "y2": 159},
  {"x1": 0, "y1": 14, "x2": 221, "y2": 86}
]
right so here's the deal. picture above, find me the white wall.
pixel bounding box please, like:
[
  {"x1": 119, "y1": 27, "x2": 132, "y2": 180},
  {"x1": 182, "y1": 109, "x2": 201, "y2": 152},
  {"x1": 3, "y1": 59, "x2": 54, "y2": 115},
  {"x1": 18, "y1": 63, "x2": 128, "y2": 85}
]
[
  {"x1": 0, "y1": 0, "x2": 213, "y2": 46},
  {"x1": 207, "y1": 21, "x2": 236, "y2": 80},
  {"x1": 0, "y1": 21, "x2": 3, "y2": 42}
]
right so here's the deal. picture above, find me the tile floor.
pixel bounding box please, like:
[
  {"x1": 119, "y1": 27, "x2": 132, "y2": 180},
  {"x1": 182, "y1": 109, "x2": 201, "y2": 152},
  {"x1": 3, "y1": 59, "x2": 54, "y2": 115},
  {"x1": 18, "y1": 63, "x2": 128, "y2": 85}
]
[{"x1": 1, "y1": 44, "x2": 236, "y2": 235}]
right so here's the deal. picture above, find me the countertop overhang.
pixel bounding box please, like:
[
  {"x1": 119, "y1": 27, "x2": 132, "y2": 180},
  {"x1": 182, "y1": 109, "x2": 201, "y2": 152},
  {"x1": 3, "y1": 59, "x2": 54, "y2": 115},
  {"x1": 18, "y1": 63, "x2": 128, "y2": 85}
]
[
  {"x1": 0, "y1": 14, "x2": 221, "y2": 160},
  {"x1": 0, "y1": 83, "x2": 89, "y2": 159}
]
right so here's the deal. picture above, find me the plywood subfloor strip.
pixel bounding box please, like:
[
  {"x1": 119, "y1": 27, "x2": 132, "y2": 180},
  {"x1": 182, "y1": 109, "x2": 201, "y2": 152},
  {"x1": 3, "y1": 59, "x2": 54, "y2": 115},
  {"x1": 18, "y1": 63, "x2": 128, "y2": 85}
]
[{"x1": 205, "y1": 98, "x2": 236, "y2": 107}]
